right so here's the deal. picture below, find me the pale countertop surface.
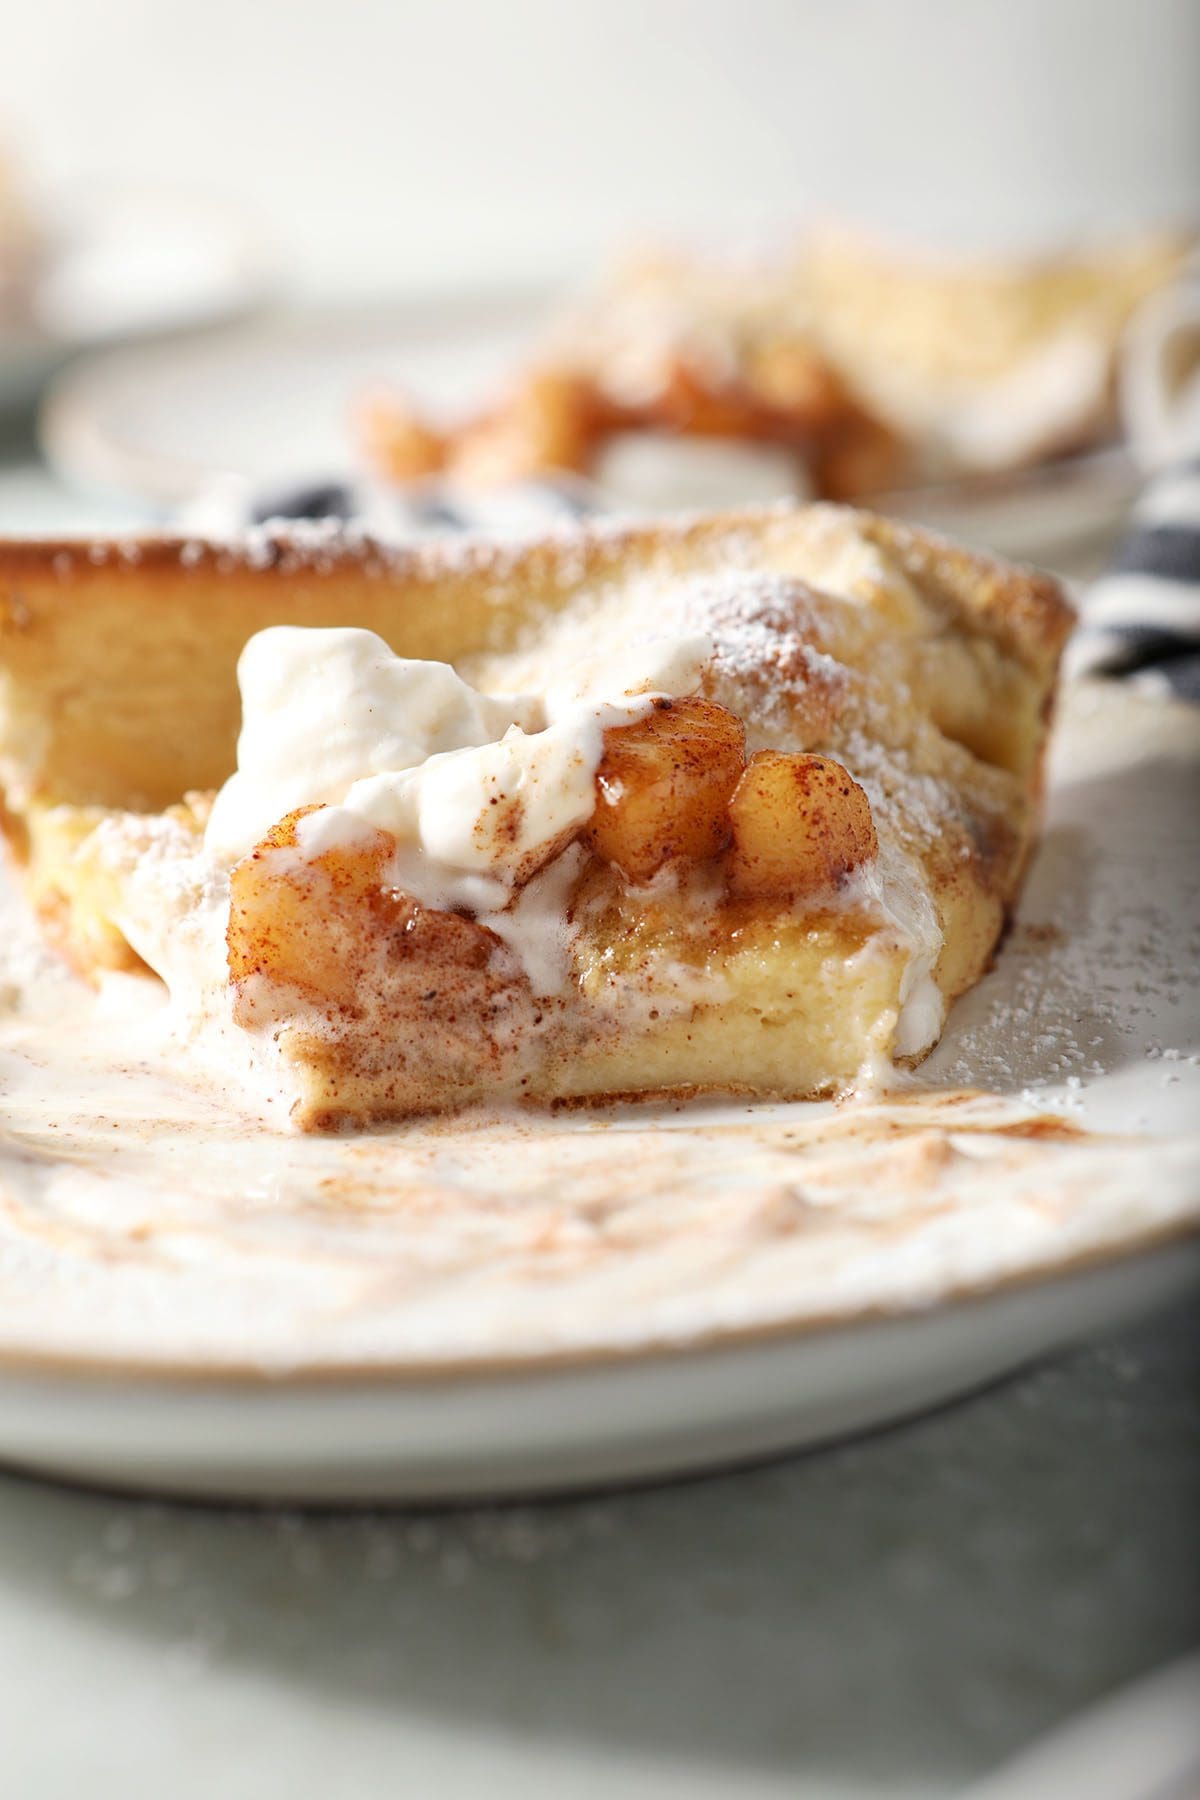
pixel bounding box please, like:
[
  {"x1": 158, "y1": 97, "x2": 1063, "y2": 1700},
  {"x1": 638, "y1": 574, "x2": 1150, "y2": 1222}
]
[
  {"x1": 2, "y1": 1307, "x2": 1196, "y2": 1799},
  {"x1": 0, "y1": 454, "x2": 1197, "y2": 1798}
]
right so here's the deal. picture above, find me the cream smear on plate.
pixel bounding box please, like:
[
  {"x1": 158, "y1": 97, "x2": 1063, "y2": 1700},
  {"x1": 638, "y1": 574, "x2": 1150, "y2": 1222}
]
[
  {"x1": 0, "y1": 843, "x2": 1197, "y2": 1373},
  {"x1": 0, "y1": 680, "x2": 1197, "y2": 1370}
]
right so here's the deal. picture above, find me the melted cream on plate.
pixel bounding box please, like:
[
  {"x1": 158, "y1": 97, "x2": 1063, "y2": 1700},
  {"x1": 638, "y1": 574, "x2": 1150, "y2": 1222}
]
[{"x1": 3, "y1": 674, "x2": 1199, "y2": 1374}]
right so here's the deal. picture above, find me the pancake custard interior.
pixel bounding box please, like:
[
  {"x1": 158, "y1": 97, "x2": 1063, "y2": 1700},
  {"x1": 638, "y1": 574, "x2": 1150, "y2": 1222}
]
[{"x1": 0, "y1": 505, "x2": 1073, "y2": 1129}]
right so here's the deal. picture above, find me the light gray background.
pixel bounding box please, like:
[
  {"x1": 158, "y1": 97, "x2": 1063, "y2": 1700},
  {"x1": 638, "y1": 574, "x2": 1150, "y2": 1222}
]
[{"x1": 3, "y1": 0, "x2": 1198, "y2": 294}]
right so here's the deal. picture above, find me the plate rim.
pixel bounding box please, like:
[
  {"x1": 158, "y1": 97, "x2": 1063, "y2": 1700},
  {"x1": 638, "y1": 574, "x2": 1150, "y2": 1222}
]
[
  {"x1": 36, "y1": 285, "x2": 557, "y2": 506},
  {"x1": 0, "y1": 1207, "x2": 1194, "y2": 1391}
]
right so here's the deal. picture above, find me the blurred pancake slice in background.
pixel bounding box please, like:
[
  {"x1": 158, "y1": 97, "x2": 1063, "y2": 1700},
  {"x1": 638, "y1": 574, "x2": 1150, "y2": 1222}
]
[
  {"x1": 358, "y1": 245, "x2": 905, "y2": 505},
  {"x1": 359, "y1": 226, "x2": 1194, "y2": 511},
  {"x1": 806, "y1": 224, "x2": 1195, "y2": 479}
]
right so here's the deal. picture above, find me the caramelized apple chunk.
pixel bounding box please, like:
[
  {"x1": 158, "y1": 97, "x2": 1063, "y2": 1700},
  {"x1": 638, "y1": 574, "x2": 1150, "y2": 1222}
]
[
  {"x1": 448, "y1": 368, "x2": 599, "y2": 485},
  {"x1": 356, "y1": 390, "x2": 448, "y2": 482},
  {"x1": 726, "y1": 751, "x2": 877, "y2": 898},
  {"x1": 582, "y1": 696, "x2": 747, "y2": 883},
  {"x1": 227, "y1": 805, "x2": 517, "y2": 1031},
  {"x1": 227, "y1": 806, "x2": 395, "y2": 1010}
]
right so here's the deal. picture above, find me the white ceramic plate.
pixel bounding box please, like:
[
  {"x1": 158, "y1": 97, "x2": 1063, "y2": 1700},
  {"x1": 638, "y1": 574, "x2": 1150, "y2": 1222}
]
[
  {"x1": 0, "y1": 684, "x2": 1197, "y2": 1503},
  {"x1": 38, "y1": 295, "x2": 1138, "y2": 568},
  {"x1": 37, "y1": 292, "x2": 550, "y2": 507},
  {"x1": 963, "y1": 1653, "x2": 1200, "y2": 1800},
  {"x1": 0, "y1": 190, "x2": 272, "y2": 417}
]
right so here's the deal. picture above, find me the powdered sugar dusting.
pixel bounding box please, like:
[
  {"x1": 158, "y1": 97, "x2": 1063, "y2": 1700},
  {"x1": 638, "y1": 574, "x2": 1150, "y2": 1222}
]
[{"x1": 662, "y1": 569, "x2": 849, "y2": 738}]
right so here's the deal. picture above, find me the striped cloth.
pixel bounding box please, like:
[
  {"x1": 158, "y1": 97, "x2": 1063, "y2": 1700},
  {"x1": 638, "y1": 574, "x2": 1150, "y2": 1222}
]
[{"x1": 1065, "y1": 457, "x2": 1200, "y2": 701}]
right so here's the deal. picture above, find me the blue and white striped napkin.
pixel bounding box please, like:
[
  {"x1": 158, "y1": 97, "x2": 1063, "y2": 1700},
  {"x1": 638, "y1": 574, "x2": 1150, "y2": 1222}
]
[
  {"x1": 1065, "y1": 456, "x2": 1200, "y2": 701},
  {"x1": 1066, "y1": 265, "x2": 1200, "y2": 701}
]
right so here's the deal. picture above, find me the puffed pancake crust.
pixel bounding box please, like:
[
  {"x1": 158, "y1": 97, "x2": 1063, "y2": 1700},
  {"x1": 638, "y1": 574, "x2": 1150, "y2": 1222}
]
[{"x1": 0, "y1": 505, "x2": 1073, "y2": 1129}]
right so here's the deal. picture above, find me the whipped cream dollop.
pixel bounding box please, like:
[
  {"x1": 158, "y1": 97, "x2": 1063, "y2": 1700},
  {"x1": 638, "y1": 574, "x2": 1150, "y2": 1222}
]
[{"x1": 205, "y1": 626, "x2": 714, "y2": 924}]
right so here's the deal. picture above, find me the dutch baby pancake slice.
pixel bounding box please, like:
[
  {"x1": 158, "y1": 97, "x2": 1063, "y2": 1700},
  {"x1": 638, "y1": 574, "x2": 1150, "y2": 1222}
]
[{"x1": 0, "y1": 505, "x2": 1072, "y2": 1128}]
